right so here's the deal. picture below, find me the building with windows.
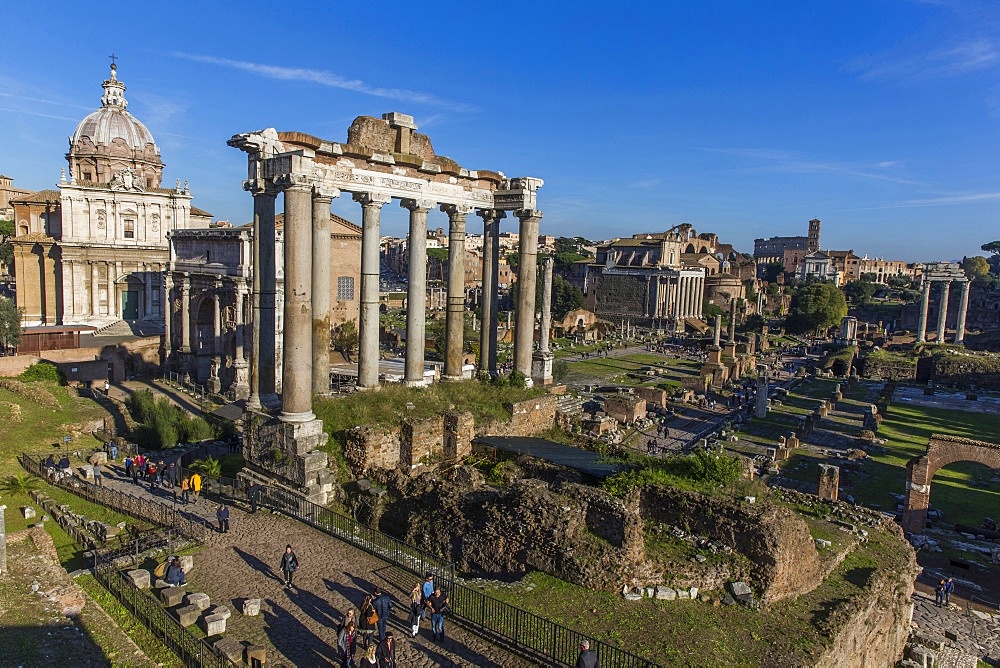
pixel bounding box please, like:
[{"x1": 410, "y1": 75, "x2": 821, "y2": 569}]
[
  {"x1": 754, "y1": 218, "x2": 821, "y2": 268},
  {"x1": 10, "y1": 63, "x2": 210, "y2": 327}
]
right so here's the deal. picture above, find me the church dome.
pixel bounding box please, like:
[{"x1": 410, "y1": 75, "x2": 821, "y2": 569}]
[{"x1": 71, "y1": 63, "x2": 158, "y2": 152}]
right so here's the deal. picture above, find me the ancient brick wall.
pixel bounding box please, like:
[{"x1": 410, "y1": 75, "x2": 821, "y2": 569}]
[
  {"x1": 634, "y1": 387, "x2": 668, "y2": 408},
  {"x1": 480, "y1": 395, "x2": 558, "y2": 437},
  {"x1": 817, "y1": 464, "x2": 840, "y2": 501}
]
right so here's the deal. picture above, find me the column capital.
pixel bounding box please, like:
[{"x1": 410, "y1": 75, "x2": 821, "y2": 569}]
[
  {"x1": 514, "y1": 208, "x2": 543, "y2": 222},
  {"x1": 440, "y1": 203, "x2": 474, "y2": 219},
  {"x1": 353, "y1": 191, "x2": 392, "y2": 208},
  {"x1": 541, "y1": 255, "x2": 554, "y2": 268},
  {"x1": 312, "y1": 185, "x2": 340, "y2": 202},
  {"x1": 243, "y1": 178, "x2": 280, "y2": 197},
  {"x1": 476, "y1": 208, "x2": 507, "y2": 223},
  {"x1": 400, "y1": 198, "x2": 436, "y2": 213},
  {"x1": 274, "y1": 173, "x2": 312, "y2": 192}
]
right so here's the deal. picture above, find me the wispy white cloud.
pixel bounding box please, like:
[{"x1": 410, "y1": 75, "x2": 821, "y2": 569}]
[
  {"x1": 0, "y1": 107, "x2": 79, "y2": 122},
  {"x1": 878, "y1": 192, "x2": 1000, "y2": 208},
  {"x1": 700, "y1": 147, "x2": 922, "y2": 186},
  {"x1": 170, "y1": 53, "x2": 477, "y2": 112},
  {"x1": 851, "y1": 38, "x2": 999, "y2": 81},
  {"x1": 0, "y1": 92, "x2": 91, "y2": 111}
]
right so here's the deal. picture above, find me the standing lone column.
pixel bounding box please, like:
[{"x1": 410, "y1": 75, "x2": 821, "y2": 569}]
[
  {"x1": 955, "y1": 280, "x2": 970, "y2": 346},
  {"x1": 935, "y1": 280, "x2": 951, "y2": 343},
  {"x1": 916, "y1": 280, "x2": 931, "y2": 343},
  {"x1": 402, "y1": 199, "x2": 434, "y2": 386},
  {"x1": 311, "y1": 188, "x2": 338, "y2": 395},
  {"x1": 513, "y1": 210, "x2": 542, "y2": 378},
  {"x1": 478, "y1": 209, "x2": 504, "y2": 376},
  {"x1": 280, "y1": 177, "x2": 315, "y2": 422},
  {"x1": 162, "y1": 274, "x2": 173, "y2": 364},
  {"x1": 355, "y1": 193, "x2": 391, "y2": 389},
  {"x1": 179, "y1": 275, "x2": 191, "y2": 352},
  {"x1": 442, "y1": 204, "x2": 471, "y2": 380},
  {"x1": 531, "y1": 256, "x2": 555, "y2": 386}
]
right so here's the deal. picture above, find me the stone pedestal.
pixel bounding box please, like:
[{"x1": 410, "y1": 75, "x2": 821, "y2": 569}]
[
  {"x1": 280, "y1": 419, "x2": 328, "y2": 456},
  {"x1": 817, "y1": 464, "x2": 840, "y2": 501},
  {"x1": 531, "y1": 351, "x2": 554, "y2": 386}
]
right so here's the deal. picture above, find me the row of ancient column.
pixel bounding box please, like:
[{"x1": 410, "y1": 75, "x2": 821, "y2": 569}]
[
  {"x1": 651, "y1": 273, "x2": 704, "y2": 319},
  {"x1": 915, "y1": 278, "x2": 970, "y2": 345},
  {"x1": 245, "y1": 176, "x2": 543, "y2": 424}
]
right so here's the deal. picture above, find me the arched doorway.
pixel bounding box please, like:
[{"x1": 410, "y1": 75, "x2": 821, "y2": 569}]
[{"x1": 901, "y1": 434, "x2": 1000, "y2": 534}]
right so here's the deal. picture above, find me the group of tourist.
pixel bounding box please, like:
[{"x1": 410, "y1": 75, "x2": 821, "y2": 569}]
[{"x1": 934, "y1": 577, "x2": 955, "y2": 608}]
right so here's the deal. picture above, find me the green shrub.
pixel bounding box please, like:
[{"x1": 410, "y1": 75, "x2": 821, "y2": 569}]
[
  {"x1": 18, "y1": 362, "x2": 65, "y2": 384},
  {"x1": 126, "y1": 389, "x2": 218, "y2": 450},
  {"x1": 603, "y1": 450, "x2": 742, "y2": 496}
]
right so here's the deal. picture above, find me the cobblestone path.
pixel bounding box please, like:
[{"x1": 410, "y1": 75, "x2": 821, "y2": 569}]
[
  {"x1": 99, "y1": 468, "x2": 532, "y2": 667},
  {"x1": 910, "y1": 589, "x2": 1000, "y2": 666}
]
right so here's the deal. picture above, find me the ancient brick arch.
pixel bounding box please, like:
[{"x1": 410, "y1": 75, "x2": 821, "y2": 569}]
[{"x1": 901, "y1": 434, "x2": 1000, "y2": 534}]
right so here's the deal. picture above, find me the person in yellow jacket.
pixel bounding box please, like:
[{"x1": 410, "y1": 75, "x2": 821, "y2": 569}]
[{"x1": 190, "y1": 472, "x2": 202, "y2": 504}]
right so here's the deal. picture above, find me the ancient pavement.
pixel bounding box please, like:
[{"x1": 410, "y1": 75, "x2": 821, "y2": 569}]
[
  {"x1": 910, "y1": 589, "x2": 1000, "y2": 666},
  {"x1": 96, "y1": 466, "x2": 532, "y2": 667}
]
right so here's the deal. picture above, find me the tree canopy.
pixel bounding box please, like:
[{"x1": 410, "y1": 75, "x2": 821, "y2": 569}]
[
  {"x1": 0, "y1": 219, "x2": 14, "y2": 273},
  {"x1": 0, "y1": 296, "x2": 22, "y2": 350},
  {"x1": 963, "y1": 255, "x2": 991, "y2": 280},
  {"x1": 843, "y1": 279, "x2": 877, "y2": 306},
  {"x1": 784, "y1": 282, "x2": 847, "y2": 335}
]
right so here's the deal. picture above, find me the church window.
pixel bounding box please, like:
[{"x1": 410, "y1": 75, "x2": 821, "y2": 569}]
[
  {"x1": 337, "y1": 276, "x2": 355, "y2": 301},
  {"x1": 124, "y1": 218, "x2": 135, "y2": 238}
]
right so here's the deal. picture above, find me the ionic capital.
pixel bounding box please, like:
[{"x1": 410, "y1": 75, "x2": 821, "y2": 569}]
[
  {"x1": 353, "y1": 192, "x2": 392, "y2": 209},
  {"x1": 514, "y1": 208, "x2": 543, "y2": 223},
  {"x1": 243, "y1": 178, "x2": 279, "y2": 197},
  {"x1": 313, "y1": 185, "x2": 340, "y2": 202},
  {"x1": 274, "y1": 173, "x2": 312, "y2": 192},
  {"x1": 440, "y1": 203, "x2": 474, "y2": 221},
  {"x1": 400, "y1": 198, "x2": 436, "y2": 213}
]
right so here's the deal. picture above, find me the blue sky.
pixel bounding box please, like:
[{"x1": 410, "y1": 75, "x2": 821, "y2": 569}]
[{"x1": 1, "y1": 0, "x2": 997, "y2": 262}]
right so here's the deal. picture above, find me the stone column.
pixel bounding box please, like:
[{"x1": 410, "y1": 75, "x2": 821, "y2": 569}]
[
  {"x1": 935, "y1": 280, "x2": 951, "y2": 343},
  {"x1": 311, "y1": 188, "x2": 338, "y2": 395},
  {"x1": 817, "y1": 464, "x2": 840, "y2": 501},
  {"x1": 233, "y1": 281, "x2": 249, "y2": 399},
  {"x1": 0, "y1": 505, "x2": 6, "y2": 578},
  {"x1": 246, "y1": 180, "x2": 280, "y2": 411},
  {"x1": 162, "y1": 274, "x2": 173, "y2": 363},
  {"x1": 279, "y1": 177, "x2": 316, "y2": 422},
  {"x1": 478, "y1": 209, "x2": 504, "y2": 376},
  {"x1": 513, "y1": 209, "x2": 542, "y2": 378},
  {"x1": 531, "y1": 256, "x2": 555, "y2": 386},
  {"x1": 713, "y1": 314, "x2": 721, "y2": 346},
  {"x1": 179, "y1": 275, "x2": 191, "y2": 352},
  {"x1": 955, "y1": 280, "x2": 970, "y2": 346},
  {"x1": 209, "y1": 282, "x2": 223, "y2": 393},
  {"x1": 727, "y1": 297, "x2": 737, "y2": 343},
  {"x1": 442, "y1": 204, "x2": 471, "y2": 380},
  {"x1": 143, "y1": 266, "x2": 153, "y2": 318},
  {"x1": 355, "y1": 192, "x2": 391, "y2": 389},
  {"x1": 916, "y1": 280, "x2": 930, "y2": 343},
  {"x1": 90, "y1": 262, "x2": 99, "y2": 316},
  {"x1": 755, "y1": 364, "x2": 769, "y2": 418},
  {"x1": 401, "y1": 199, "x2": 433, "y2": 386}
]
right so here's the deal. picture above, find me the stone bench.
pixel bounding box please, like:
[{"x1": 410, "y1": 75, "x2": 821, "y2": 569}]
[
  {"x1": 185, "y1": 592, "x2": 210, "y2": 610},
  {"x1": 175, "y1": 604, "x2": 202, "y2": 627},
  {"x1": 202, "y1": 613, "x2": 227, "y2": 636},
  {"x1": 160, "y1": 586, "x2": 185, "y2": 607},
  {"x1": 126, "y1": 569, "x2": 150, "y2": 589},
  {"x1": 213, "y1": 637, "x2": 243, "y2": 664}
]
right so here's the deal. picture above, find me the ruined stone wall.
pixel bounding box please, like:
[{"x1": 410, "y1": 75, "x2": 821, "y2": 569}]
[
  {"x1": 345, "y1": 409, "x2": 477, "y2": 476},
  {"x1": 813, "y1": 528, "x2": 917, "y2": 668},
  {"x1": 634, "y1": 386, "x2": 668, "y2": 409},
  {"x1": 639, "y1": 487, "x2": 825, "y2": 604},
  {"x1": 478, "y1": 395, "x2": 558, "y2": 437}
]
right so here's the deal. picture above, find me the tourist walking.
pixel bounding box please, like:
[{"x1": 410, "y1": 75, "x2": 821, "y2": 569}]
[
  {"x1": 180, "y1": 475, "x2": 190, "y2": 504},
  {"x1": 248, "y1": 481, "x2": 261, "y2": 513},
  {"x1": 359, "y1": 644, "x2": 377, "y2": 667},
  {"x1": 935, "y1": 580, "x2": 946, "y2": 607},
  {"x1": 124, "y1": 455, "x2": 132, "y2": 480},
  {"x1": 147, "y1": 460, "x2": 158, "y2": 490},
  {"x1": 426, "y1": 586, "x2": 449, "y2": 642},
  {"x1": 216, "y1": 503, "x2": 230, "y2": 533},
  {"x1": 420, "y1": 572, "x2": 434, "y2": 620},
  {"x1": 190, "y1": 472, "x2": 202, "y2": 503},
  {"x1": 92, "y1": 462, "x2": 103, "y2": 486},
  {"x1": 944, "y1": 578, "x2": 955, "y2": 606},
  {"x1": 375, "y1": 631, "x2": 397, "y2": 668},
  {"x1": 371, "y1": 587, "x2": 393, "y2": 641},
  {"x1": 337, "y1": 619, "x2": 357, "y2": 668},
  {"x1": 407, "y1": 583, "x2": 422, "y2": 636},
  {"x1": 280, "y1": 544, "x2": 299, "y2": 588},
  {"x1": 109, "y1": 443, "x2": 118, "y2": 461},
  {"x1": 577, "y1": 639, "x2": 598, "y2": 668},
  {"x1": 358, "y1": 595, "x2": 377, "y2": 648}
]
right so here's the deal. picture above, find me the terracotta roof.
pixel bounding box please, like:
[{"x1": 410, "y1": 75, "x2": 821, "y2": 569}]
[
  {"x1": 12, "y1": 189, "x2": 61, "y2": 204},
  {"x1": 190, "y1": 206, "x2": 213, "y2": 217}
]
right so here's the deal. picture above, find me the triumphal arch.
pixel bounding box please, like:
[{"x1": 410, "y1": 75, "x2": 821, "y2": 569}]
[
  {"x1": 901, "y1": 434, "x2": 1000, "y2": 534},
  {"x1": 229, "y1": 113, "x2": 543, "y2": 501}
]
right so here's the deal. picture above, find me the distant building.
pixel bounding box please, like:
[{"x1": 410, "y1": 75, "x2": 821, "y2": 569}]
[
  {"x1": 10, "y1": 63, "x2": 210, "y2": 327},
  {"x1": 0, "y1": 174, "x2": 33, "y2": 217},
  {"x1": 754, "y1": 218, "x2": 821, "y2": 268}
]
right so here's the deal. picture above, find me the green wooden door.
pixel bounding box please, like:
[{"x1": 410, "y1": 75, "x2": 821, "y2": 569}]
[{"x1": 122, "y1": 290, "x2": 139, "y2": 320}]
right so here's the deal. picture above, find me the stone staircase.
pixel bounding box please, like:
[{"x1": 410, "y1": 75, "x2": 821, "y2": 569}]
[
  {"x1": 93, "y1": 319, "x2": 131, "y2": 337},
  {"x1": 556, "y1": 394, "x2": 585, "y2": 418}
]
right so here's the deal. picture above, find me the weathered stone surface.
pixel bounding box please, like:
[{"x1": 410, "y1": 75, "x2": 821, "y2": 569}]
[
  {"x1": 154, "y1": 578, "x2": 170, "y2": 589},
  {"x1": 245, "y1": 645, "x2": 267, "y2": 665},
  {"x1": 175, "y1": 604, "x2": 201, "y2": 627},
  {"x1": 242, "y1": 598, "x2": 261, "y2": 616},
  {"x1": 178, "y1": 555, "x2": 194, "y2": 572},
  {"x1": 160, "y1": 586, "x2": 185, "y2": 607},
  {"x1": 208, "y1": 605, "x2": 231, "y2": 620},
  {"x1": 22, "y1": 506, "x2": 36, "y2": 519},
  {"x1": 88, "y1": 452, "x2": 108, "y2": 466},
  {"x1": 213, "y1": 637, "x2": 243, "y2": 663},
  {"x1": 202, "y1": 613, "x2": 227, "y2": 636},
  {"x1": 728, "y1": 581, "x2": 752, "y2": 597},
  {"x1": 655, "y1": 586, "x2": 676, "y2": 600},
  {"x1": 126, "y1": 569, "x2": 150, "y2": 589},
  {"x1": 185, "y1": 592, "x2": 210, "y2": 610}
]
